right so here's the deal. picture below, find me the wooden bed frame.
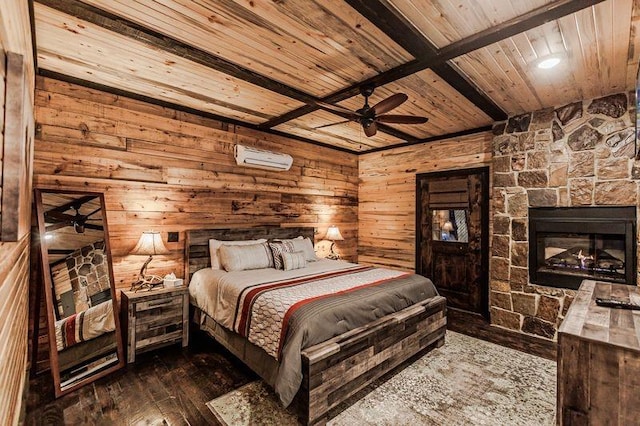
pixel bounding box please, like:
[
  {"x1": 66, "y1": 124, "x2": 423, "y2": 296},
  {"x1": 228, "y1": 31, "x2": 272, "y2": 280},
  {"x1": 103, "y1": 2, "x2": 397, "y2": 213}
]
[{"x1": 185, "y1": 226, "x2": 447, "y2": 425}]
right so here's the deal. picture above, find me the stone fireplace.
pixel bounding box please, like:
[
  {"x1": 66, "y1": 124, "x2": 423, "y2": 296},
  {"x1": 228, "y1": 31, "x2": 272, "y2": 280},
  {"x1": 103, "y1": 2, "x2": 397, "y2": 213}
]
[
  {"x1": 528, "y1": 206, "x2": 636, "y2": 289},
  {"x1": 490, "y1": 92, "x2": 639, "y2": 340}
]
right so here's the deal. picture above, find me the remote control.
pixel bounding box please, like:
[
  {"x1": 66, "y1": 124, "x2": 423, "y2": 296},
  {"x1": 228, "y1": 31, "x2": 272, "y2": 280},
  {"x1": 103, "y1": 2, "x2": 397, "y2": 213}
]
[{"x1": 595, "y1": 298, "x2": 640, "y2": 310}]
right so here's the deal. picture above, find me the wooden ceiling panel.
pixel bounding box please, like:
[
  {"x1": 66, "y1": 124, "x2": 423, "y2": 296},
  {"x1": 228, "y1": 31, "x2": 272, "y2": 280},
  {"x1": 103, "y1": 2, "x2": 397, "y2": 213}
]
[
  {"x1": 450, "y1": 0, "x2": 637, "y2": 115},
  {"x1": 274, "y1": 109, "x2": 401, "y2": 152},
  {"x1": 335, "y1": 69, "x2": 493, "y2": 138},
  {"x1": 35, "y1": 4, "x2": 305, "y2": 123},
  {"x1": 78, "y1": 0, "x2": 414, "y2": 98},
  {"x1": 383, "y1": 0, "x2": 555, "y2": 48}
]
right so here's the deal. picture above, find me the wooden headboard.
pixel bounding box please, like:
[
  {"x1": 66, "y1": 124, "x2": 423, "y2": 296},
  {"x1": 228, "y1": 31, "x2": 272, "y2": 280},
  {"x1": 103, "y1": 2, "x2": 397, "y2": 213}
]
[{"x1": 184, "y1": 226, "x2": 315, "y2": 284}]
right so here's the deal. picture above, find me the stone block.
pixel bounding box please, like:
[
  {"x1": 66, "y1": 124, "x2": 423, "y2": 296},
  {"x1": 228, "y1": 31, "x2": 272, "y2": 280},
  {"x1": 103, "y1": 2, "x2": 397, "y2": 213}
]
[
  {"x1": 511, "y1": 242, "x2": 528, "y2": 268},
  {"x1": 510, "y1": 266, "x2": 529, "y2": 288},
  {"x1": 589, "y1": 118, "x2": 605, "y2": 128},
  {"x1": 512, "y1": 292, "x2": 538, "y2": 316},
  {"x1": 490, "y1": 279, "x2": 511, "y2": 292},
  {"x1": 562, "y1": 294, "x2": 574, "y2": 316},
  {"x1": 632, "y1": 161, "x2": 640, "y2": 179},
  {"x1": 493, "y1": 188, "x2": 506, "y2": 213},
  {"x1": 537, "y1": 295, "x2": 561, "y2": 323},
  {"x1": 522, "y1": 316, "x2": 556, "y2": 339},
  {"x1": 512, "y1": 218, "x2": 527, "y2": 241},
  {"x1": 558, "y1": 187, "x2": 569, "y2": 206},
  {"x1": 549, "y1": 163, "x2": 568, "y2": 187},
  {"x1": 507, "y1": 192, "x2": 528, "y2": 217},
  {"x1": 568, "y1": 125, "x2": 602, "y2": 151},
  {"x1": 552, "y1": 121, "x2": 565, "y2": 141},
  {"x1": 600, "y1": 119, "x2": 628, "y2": 135},
  {"x1": 527, "y1": 151, "x2": 549, "y2": 169},
  {"x1": 597, "y1": 157, "x2": 629, "y2": 180},
  {"x1": 492, "y1": 235, "x2": 510, "y2": 258},
  {"x1": 569, "y1": 178, "x2": 594, "y2": 205},
  {"x1": 587, "y1": 93, "x2": 627, "y2": 118},
  {"x1": 594, "y1": 180, "x2": 637, "y2": 205},
  {"x1": 490, "y1": 307, "x2": 521, "y2": 331},
  {"x1": 511, "y1": 154, "x2": 525, "y2": 171},
  {"x1": 555, "y1": 101, "x2": 583, "y2": 126},
  {"x1": 568, "y1": 151, "x2": 595, "y2": 177},
  {"x1": 491, "y1": 291, "x2": 512, "y2": 310},
  {"x1": 506, "y1": 113, "x2": 532, "y2": 133},
  {"x1": 491, "y1": 257, "x2": 510, "y2": 281},
  {"x1": 493, "y1": 156, "x2": 511, "y2": 173},
  {"x1": 492, "y1": 122, "x2": 506, "y2": 136},
  {"x1": 528, "y1": 189, "x2": 557, "y2": 207},
  {"x1": 531, "y1": 107, "x2": 554, "y2": 130},
  {"x1": 494, "y1": 172, "x2": 516, "y2": 188},
  {"x1": 493, "y1": 215, "x2": 510, "y2": 235},
  {"x1": 494, "y1": 135, "x2": 514, "y2": 155},
  {"x1": 518, "y1": 133, "x2": 535, "y2": 151},
  {"x1": 606, "y1": 129, "x2": 635, "y2": 158},
  {"x1": 518, "y1": 171, "x2": 548, "y2": 188}
]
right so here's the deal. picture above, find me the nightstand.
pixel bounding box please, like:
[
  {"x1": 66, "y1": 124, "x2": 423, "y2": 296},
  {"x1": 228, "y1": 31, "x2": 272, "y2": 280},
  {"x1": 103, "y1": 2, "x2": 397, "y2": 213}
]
[{"x1": 121, "y1": 286, "x2": 189, "y2": 363}]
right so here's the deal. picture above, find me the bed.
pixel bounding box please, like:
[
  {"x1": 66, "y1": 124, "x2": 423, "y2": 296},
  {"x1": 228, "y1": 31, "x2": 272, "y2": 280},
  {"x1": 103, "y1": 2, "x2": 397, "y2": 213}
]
[{"x1": 185, "y1": 227, "x2": 447, "y2": 425}]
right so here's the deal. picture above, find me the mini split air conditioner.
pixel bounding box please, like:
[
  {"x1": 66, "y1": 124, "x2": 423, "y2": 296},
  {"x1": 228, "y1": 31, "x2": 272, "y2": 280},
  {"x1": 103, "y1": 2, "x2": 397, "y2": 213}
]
[{"x1": 234, "y1": 144, "x2": 293, "y2": 171}]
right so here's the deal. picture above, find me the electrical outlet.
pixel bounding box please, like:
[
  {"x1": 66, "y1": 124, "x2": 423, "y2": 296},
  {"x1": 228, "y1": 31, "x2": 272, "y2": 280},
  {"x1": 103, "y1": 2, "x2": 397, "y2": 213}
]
[{"x1": 167, "y1": 232, "x2": 179, "y2": 242}]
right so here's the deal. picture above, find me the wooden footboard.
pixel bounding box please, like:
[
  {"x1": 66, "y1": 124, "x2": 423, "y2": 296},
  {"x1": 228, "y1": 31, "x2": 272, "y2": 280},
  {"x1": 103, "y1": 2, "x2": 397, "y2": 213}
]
[{"x1": 298, "y1": 295, "x2": 447, "y2": 425}]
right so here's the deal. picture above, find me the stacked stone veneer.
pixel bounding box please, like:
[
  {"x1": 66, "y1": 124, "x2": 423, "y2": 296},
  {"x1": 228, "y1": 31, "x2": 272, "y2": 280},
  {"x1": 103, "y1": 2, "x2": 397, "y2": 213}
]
[{"x1": 491, "y1": 92, "x2": 639, "y2": 340}]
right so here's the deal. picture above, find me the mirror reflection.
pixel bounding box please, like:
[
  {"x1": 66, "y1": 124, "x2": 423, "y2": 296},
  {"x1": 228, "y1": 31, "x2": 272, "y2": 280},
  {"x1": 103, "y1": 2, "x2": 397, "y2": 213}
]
[
  {"x1": 35, "y1": 190, "x2": 124, "y2": 396},
  {"x1": 432, "y1": 209, "x2": 469, "y2": 243}
]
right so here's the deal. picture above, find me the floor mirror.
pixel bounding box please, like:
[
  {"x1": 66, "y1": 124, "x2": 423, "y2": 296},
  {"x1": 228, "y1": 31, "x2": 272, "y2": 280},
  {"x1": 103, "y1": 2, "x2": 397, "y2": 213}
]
[{"x1": 34, "y1": 189, "x2": 125, "y2": 397}]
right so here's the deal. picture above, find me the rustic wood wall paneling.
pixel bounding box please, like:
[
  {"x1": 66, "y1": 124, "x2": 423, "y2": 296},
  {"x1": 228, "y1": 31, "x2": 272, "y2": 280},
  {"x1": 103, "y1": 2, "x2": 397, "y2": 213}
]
[
  {"x1": 33, "y1": 76, "x2": 359, "y2": 290},
  {"x1": 0, "y1": 1, "x2": 35, "y2": 423},
  {"x1": 358, "y1": 132, "x2": 492, "y2": 271}
]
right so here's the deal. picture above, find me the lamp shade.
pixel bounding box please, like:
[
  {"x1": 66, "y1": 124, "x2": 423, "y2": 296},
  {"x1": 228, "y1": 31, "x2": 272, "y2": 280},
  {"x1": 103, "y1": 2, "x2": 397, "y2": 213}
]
[
  {"x1": 130, "y1": 231, "x2": 169, "y2": 256},
  {"x1": 325, "y1": 225, "x2": 344, "y2": 241}
]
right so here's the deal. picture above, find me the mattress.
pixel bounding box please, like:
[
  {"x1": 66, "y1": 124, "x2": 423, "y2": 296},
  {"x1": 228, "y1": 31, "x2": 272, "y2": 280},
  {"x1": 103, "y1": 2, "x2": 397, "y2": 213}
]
[{"x1": 189, "y1": 259, "x2": 438, "y2": 406}]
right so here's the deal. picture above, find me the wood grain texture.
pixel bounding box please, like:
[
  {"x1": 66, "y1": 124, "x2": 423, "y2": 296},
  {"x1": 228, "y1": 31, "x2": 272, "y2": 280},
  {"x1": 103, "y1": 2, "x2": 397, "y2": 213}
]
[
  {"x1": 33, "y1": 76, "x2": 359, "y2": 290},
  {"x1": 0, "y1": 1, "x2": 35, "y2": 422},
  {"x1": 557, "y1": 280, "x2": 640, "y2": 425},
  {"x1": 358, "y1": 132, "x2": 492, "y2": 271}
]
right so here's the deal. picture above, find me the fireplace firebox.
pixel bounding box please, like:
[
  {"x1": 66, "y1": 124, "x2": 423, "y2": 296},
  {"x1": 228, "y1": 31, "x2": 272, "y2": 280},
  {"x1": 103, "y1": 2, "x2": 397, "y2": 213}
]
[{"x1": 529, "y1": 207, "x2": 636, "y2": 289}]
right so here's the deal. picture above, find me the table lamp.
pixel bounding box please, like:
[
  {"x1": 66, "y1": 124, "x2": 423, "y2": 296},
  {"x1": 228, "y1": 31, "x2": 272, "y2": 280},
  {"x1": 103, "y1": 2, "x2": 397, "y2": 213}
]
[
  {"x1": 130, "y1": 231, "x2": 169, "y2": 291},
  {"x1": 325, "y1": 225, "x2": 344, "y2": 260}
]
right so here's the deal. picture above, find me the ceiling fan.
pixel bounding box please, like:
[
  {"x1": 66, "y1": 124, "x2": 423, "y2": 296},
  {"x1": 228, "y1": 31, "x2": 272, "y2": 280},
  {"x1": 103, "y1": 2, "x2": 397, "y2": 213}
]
[
  {"x1": 314, "y1": 86, "x2": 428, "y2": 137},
  {"x1": 45, "y1": 198, "x2": 103, "y2": 234}
]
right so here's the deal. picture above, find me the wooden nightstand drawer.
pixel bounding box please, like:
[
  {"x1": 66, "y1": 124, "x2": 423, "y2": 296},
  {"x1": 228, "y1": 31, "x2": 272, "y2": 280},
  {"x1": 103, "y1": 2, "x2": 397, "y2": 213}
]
[{"x1": 121, "y1": 286, "x2": 189, "y2": 363}]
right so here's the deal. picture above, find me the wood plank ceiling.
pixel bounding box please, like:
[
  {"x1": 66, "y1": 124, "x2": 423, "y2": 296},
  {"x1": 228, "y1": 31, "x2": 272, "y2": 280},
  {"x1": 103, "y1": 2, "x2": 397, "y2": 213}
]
[{"x1": 32, "y1": 0, "x2": 640, "y2": 153}]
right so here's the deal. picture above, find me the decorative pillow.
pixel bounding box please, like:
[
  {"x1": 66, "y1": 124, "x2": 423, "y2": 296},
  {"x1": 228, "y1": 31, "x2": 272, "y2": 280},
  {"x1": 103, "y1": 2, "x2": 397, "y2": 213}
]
[
  {"x1": 268, "y1": 241, "x2": 295, "y2": 270},
  {"x1": 282, "y1": 251, "x2": 307, "y2": 271},
  {"x1": 275, "y1": 236, "x2": 317, "y2": 262},
  {"x1": 219, "y1": 242, "x2": 274, "y2": 272},
  {"x1": 209, "y1": 238, "x2": 267, "y2": 269}
]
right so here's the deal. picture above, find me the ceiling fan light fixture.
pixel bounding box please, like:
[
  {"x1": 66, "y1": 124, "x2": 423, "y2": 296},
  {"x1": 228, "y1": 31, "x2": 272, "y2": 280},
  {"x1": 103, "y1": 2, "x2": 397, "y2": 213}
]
[{"x1": 536, "y1": 54, "x2": 563, "y2": 69}]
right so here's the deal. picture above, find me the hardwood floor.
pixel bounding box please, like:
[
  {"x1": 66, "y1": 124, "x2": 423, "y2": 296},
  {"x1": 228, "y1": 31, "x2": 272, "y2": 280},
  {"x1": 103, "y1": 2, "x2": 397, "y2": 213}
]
[
  {"x1": 25, "y1": 311, "x2": 557, "y2": 425},
  {"x1": 24, "y1": 331, "x2": 256, "y2": 425}
]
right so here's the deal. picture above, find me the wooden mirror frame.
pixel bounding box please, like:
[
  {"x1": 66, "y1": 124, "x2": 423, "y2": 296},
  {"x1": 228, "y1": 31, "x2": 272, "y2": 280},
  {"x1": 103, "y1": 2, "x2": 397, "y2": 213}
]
[{"x1": 34, "y1": 189, "x2": 125, "y2": 397}]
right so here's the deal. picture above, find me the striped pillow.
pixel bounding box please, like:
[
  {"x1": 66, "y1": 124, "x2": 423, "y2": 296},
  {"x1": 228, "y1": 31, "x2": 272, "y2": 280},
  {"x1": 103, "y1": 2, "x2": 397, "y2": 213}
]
[
  {"x1": 282, "y1": 251, "x2": 307, "y2": 271},
  {"x1": 269, "y1": 241, "x2": 295, "y2": 270}
]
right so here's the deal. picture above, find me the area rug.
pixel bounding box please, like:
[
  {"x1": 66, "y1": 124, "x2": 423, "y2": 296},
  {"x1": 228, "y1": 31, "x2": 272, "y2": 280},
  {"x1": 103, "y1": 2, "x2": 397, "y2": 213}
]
[{"x1": 206, "y1": 331, "x2": 556, "y2": 425}]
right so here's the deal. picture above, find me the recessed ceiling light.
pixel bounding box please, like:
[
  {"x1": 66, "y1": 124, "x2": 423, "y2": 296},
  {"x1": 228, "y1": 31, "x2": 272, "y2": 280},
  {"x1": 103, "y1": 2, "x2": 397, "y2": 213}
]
[{"x1": 537, "y1": 55, "x2": 562, "y2": 69}]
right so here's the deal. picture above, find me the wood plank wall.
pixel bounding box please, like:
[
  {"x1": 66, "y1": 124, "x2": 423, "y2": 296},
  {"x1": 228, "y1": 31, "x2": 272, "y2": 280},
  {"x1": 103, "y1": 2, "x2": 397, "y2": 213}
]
[
  {"x1": 32, "y1": 77, "x2": 359, "y2": 291},
  {"x1": 358, "y1": 133, "x2": 492, "y2": 271},
  {"x1": 0, "y1": 1, "x2": 35, "y2": 424}
]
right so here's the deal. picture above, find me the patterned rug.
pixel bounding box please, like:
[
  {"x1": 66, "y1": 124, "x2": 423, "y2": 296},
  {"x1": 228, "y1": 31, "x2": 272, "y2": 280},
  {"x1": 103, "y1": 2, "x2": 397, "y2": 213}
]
[{"x1": 206, "y1": 331, "x2": 556, "y2": 425}]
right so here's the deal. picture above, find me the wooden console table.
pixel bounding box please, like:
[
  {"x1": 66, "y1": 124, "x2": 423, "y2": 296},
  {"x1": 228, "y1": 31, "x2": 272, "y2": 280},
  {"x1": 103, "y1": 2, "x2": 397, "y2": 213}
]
[{"x1": 557, "y1": 280, "x2": 640, "y2": 425}]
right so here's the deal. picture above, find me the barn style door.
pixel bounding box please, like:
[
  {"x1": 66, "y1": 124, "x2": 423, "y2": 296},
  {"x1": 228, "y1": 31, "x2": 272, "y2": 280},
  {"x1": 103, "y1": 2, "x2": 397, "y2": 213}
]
[{"x1": 416, "y1": 167, "x2": 489, "y2": 317}]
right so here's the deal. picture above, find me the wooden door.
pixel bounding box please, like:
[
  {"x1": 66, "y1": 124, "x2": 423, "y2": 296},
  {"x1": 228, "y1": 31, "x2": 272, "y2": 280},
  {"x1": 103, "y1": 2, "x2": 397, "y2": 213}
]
[{"x1": 416, "y1": 167, "x2": 489, "y2": 316}]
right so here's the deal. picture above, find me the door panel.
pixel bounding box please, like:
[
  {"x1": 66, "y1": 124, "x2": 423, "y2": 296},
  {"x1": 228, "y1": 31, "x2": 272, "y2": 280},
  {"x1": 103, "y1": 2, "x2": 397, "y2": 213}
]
[{"x1": 416, "y1": 167, "x2": 489, "y2": 316}]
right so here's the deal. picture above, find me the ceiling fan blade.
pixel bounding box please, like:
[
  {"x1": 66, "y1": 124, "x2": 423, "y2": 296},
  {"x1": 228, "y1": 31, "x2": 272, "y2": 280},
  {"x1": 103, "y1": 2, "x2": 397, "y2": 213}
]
[
  {"x1": 372, "y1": 93, "x2": 408, "y2": 115},
  {"x1": 313, "y1": 119, "x2": 352, "y2": 130},
  {"x1": 363, "y1": 121, "x2": 377, "y2": 137},
  {"x1": 85, "y1": 207, "x2": 102, "y2": 218},
  {"x1": 376, "y1": 114, "x2": 429, "y2": 124},
  {"x1": 315, "y1": 101, "x2": 362, "y2": 118}
]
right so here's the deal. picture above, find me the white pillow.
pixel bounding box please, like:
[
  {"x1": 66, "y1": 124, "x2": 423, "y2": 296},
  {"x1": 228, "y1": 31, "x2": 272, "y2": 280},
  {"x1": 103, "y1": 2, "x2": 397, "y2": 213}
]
[
  {"x1": 282, "y1": 251, "x2": 307, "y2": 271},
  {"x1": 219, "y1": 243, "x2": 274, "y2": 272},
  {"x1": 209, "y1": 238, "x2": 267, "y2": 270}
]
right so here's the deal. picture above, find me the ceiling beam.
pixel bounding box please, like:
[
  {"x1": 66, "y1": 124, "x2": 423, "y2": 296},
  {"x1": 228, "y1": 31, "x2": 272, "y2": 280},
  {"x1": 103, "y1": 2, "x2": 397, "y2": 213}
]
[
  {"x1": 264, "y1": 0, "x2": 605, "y2": 128},
  {"x1": 35, "y1": 0, "x2": 419, "y2": 143}
]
